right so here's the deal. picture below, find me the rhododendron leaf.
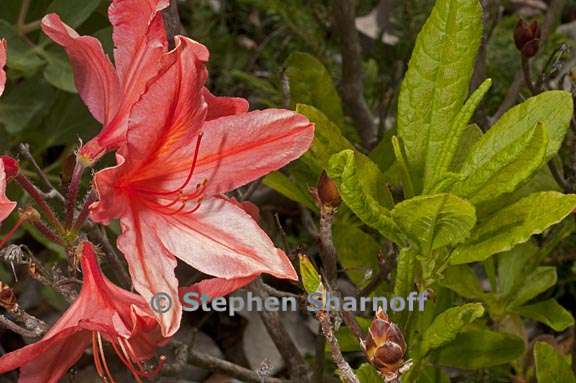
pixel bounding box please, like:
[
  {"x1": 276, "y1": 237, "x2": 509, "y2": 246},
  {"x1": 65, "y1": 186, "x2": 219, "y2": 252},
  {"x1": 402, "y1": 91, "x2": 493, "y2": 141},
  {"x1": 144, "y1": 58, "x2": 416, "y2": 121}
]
[
  {"x1": 438, "y1": 265, "x2": 484, "y2": 300},
  {"x1": 507, "y1": 266, "x2": 557, "y2": 308},
  {"x1": 263, "y1": 171, "x2": 317, "y2": 211},
  {"x1": 496, "y1": 242, "x2": 538, "y2": 297},
  {"x1": 420, "y1": 303, "x2": 485, "y2": 357},
  {"x1": 398, "y1": 0, "x2": 483, "y2": 193},
  {"x1": 511, "y1": 299, "x2": 574, "y2": 332},
  {"x1": 534, "y1": 342, "x2": 576, "y2": 383},
  {"x1": 0, "y1": 21, "x2": 45, "y2": 75},
  {"x1": 391, "y1": 194, "x2": 476, "y2": 255},
  {"x1": 449, "y1": 123, "x2": 548, "y2": 206},
  {"x1": 451, "y1": 192, "x2": 576, "y2": 264},
  {"x1": 333, "y1": 223, "x2": 380, "y2": 288},
  {"x1": 299, "y1": 254, "x2": 322, "y2": 294},
  {"x1": 286, "y1": 53, "x2": 345, "y2": 128},
  {"x1": 42, "y1": 47, "x2": 76, "y2": 92},
  {"x1": 451, "y1": 124, "x2": 483, "y2": 171},
  {"x1": 327, "y1": 150, "x2": 401, "y2": 244},
  {"x1": 436, "y1": 330, "x2": 524, "y2": 368},
  {"x1": 424, "y1": 79, "x2": 492, "y2": 193},
  {"x1": 355, "y1": 363, "x2": 382, "y2": 383}
]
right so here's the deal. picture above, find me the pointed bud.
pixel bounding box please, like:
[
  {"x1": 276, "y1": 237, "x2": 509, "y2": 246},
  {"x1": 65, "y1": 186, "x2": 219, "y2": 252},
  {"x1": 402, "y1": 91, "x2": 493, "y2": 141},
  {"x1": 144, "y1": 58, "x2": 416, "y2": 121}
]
[
  {"x1": 1, "y1": 156, "x2": 19, "y2": 179},
  {"x1": 362, "y1": 308, "x2": 407, "y2": 381},
  {"x1": 0, "y1": 282, "x2": 17, "y2": 312},
  {"x1": 317, "y1": 171, "x2": 341, "y2": 207},
  {"x1": 514, "y1": 19, "x2": 541, "y2": 58}
]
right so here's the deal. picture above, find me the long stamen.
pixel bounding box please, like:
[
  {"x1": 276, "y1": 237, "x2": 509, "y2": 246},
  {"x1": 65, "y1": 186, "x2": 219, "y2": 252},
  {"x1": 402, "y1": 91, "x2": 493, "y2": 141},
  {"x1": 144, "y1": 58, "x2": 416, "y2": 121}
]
[
  {"x1": 116, "y1": 339, "x2": 144, "y2": 383},
  {"x1": 92, "y1": 332, "x2": 105, "y2": 379},
  {"x1": 97, "y1": 332, "x2": 116, "y2": 383}
]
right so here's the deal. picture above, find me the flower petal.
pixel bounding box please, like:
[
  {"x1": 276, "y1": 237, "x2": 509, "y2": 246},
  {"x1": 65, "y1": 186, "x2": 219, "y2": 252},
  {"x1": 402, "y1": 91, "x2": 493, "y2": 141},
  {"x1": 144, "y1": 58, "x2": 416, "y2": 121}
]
[
  {"x1": 203, "y1": 88, "x2": 249, "y2": 120},
  {"x1": 172, "y1": 109, "x2": 314, "y2": 196},
  {"x1": 41, "y1": 14, "x2": 121, "y2": 125},
  {"x1": 0, "y1": 327, "x2": 90, "y2": 383},
  {"x1": 180, "y1": 275, "x2": 256, "y2": 300},
  {"x1": 0, "y1": 160, "x2": 16, "y2": 224},
  {"x1": 116, "y1": 209, "x2": 182, "y2": 337},
  {"x1": 109, "y1": 0, "x2": 169, "y2": 86},
  {"x1": 0, "y1": 39, "x2": 7, "y2": 96},
  {"x1": 123, "y1": 36, "x2": 208, "y2": 168}
]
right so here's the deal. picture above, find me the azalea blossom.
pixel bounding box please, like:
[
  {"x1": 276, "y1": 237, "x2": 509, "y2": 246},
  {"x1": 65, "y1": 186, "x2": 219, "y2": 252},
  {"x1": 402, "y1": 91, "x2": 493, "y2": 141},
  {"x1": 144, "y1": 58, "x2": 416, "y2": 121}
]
[
  {"x1": 0, "y1": 42, "x2": 15, "y2": 226},
  {"x1": 41, "y1": 0, "x2": 247, "y2": 163},
  {"x1": 0, "y1": 241, "x2": 168, "y2": 382},
  {"x1": 89, "y1": 33, "x2": 314, "y2": 336},
  {"x1": 0, "y1": 38, "x2": 7, "y2": 97}
]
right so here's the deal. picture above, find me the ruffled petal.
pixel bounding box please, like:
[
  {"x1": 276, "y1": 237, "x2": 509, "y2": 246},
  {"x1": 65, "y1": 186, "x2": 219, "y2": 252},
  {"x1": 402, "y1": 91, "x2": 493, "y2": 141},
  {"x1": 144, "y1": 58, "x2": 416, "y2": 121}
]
[
  {"x1": 203, "y1": 88, "x2": 249, "y2": 120},
  {"x1": 180, "y1": 275, "x2": 256, "y2": 300},
  {"x1": 0, "y1": 327, "x2": 90, "y2": 383},
  {"x1": 167, "y1": 109, "x2": 314, "y2": 196},
  {"x1": 0, "y1": 39, "x2": 7, "y2": 96},
  {"x1": 41, "y1": 14, "x2": 121, "y2": 125}
]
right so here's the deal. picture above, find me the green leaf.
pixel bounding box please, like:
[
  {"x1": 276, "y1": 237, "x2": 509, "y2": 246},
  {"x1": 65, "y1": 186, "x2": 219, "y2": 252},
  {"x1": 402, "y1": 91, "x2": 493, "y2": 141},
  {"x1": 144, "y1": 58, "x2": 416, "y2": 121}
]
[
  {"x1": 285, "y1": 53, "x2": 345, "y2": 128},
  {"x1": 496, "y1": 242, "x2": 538, "y2": 297},
  {"x1": 451, "y1": 124, "x2": 483, "y2": 171},
  {"x1": 0, "y1": 78, "x2": 55, "y2": 134},
  {"x1": 512, "y1": 299, "x2": 574, "y2": 332},
  {"x1": 449, "y1": 123, "x2": 548, "y2": 206},
  {"x1": 369, "y1": 127, "x2": 396, "y2": 174},
  {"x1": 425, "y1": 79, "x2": 492, "y2": 192},
  {"x1": 299, "y1": 254, "x2": 322, "y2": 294},
  {"x1": 392, "y1": 136, "x2": 415, "y2": 198},
  {"x1": 393, "y1": 248, "x2": 417, "y2": 298},
  {"x1": 397, "y1": 0, "x2": 483, "y2": 193},
  {"x1": 420, "y1": 303, "x2": 484, "y2": 356},
  {"x1": 46, "y1": 0, "x2": 100, "y2": 28},
  {"x1": 328, "y1": 150, "x2": 402, "y2": 244},
  {"x1": 436, "y1": 329, "x2": 524, "y2": 369},
  {"x1": 534, "y1": 342, "x2": 576, "y2": 383},
  {"x1": 0, "y1": 20, "x2": 44, "y2": 75},
  {"x1": 333, "y1": 224, "x2": 381, "y2": 288},
  {"x1": 470, "y1": 91, "x2": 573, "y2": 163},
  {"x1": 439, "y1": 265, "x2": 484, "y2": 299},
  {"x1": 355, "y1": 363, "x2": 382, "y2": 383},
  {"x1": 392, "y1": 194, "x2": 476, "y2": 254},
  {"x1": 414, "y1": 367, "x2": 451, "y2": 383},
  {"x1": 262, "y1": 171, "x2": 317, "y2": 211},
  {"x1": 508, "y1": 267, "x2": 557, "y2": 308},
  {"x1": 336, "y1": 317, "x2": 371, "y2": 352},
  {"x1": 41, "y1": 47, "x2": 76, "y2": 93},
  {"x1": 451, "y1": 192, "x2": 576, "y2": 264},
  {"x1": 296, "y1": 104, "x2": 354, "y2": 176}
]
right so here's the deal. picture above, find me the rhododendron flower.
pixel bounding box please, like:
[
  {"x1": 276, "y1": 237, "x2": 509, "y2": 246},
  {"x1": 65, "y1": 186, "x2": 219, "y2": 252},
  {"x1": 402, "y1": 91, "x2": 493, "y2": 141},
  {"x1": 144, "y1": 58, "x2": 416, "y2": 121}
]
[
  {"x1": 41, "y1": 0, "x2": 247, "y2": 163},
  {"x1": 0, "y1": 241, "x2": 168, "y2": 382},
  {"x1": 0, "y1": 38, "x2": 7, "y2": 96},
  {"x1": 0, "y1": 160, "x2": 16, "y2": 225},
  {"x1": 90, "y1": 34, "x2": 314, "y2": 336}
]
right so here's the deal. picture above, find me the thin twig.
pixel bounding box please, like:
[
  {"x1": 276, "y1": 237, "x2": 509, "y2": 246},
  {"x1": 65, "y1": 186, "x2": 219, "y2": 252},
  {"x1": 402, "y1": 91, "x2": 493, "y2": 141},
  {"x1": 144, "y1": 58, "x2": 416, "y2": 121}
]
[
  {"x1": 319, "y1": 204, "x2": 338, "y2": 286},
  {"x1": 521, "y1": 56, "x2": 538, "y2": 95},
  {"x1": 0, "y1": 315, "x2": 40, "y2": 338},
  {"x1": 18, "y1": 144, "x2": 65, "y2": 203},
  {"x1": 317, "y1": 311, "x2": 361, "y2": 383},
  {"x1": 249, "y1": 278, "x2": 311, "y2": 381},
  {"x1": 333, "y1": 0, "x2": 377, "y2": 149}
]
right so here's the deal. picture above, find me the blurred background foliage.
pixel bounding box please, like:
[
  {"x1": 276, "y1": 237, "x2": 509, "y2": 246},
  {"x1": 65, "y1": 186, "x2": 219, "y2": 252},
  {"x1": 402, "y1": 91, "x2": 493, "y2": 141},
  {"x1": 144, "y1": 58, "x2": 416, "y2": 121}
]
[{"x1": 1, "y1": 0, "x2": 576, "y2": 382}]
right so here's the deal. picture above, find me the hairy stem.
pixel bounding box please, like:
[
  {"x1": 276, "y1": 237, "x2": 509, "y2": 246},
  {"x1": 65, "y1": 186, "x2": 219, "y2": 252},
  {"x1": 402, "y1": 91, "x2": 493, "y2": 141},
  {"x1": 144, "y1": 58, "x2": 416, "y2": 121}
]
[{"x1": 15, "y1": 174, "x2": 65, "y2": 235}]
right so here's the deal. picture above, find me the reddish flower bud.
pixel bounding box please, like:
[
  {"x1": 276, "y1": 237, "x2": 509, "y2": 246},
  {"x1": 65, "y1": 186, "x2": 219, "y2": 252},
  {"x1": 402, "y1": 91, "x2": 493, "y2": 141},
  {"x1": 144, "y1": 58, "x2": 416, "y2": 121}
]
[
  {"x1": 0, "y1": 156, "x2": 19, "y2": 179},
  {"x1": 362, "y1": 308, "x2": 407, "y2": 381},
  {"x1": 514, "y1": 19, "x2": 541, "y2": 58},
  {"x1": 317, "y1": 171, "x2": 341, "y2": 207}
]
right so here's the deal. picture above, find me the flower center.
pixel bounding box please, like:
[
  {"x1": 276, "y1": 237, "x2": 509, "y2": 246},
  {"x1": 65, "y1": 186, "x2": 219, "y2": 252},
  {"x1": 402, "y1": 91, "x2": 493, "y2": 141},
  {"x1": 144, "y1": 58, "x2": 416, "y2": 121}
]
[{"x1": 92, "y1": 331, "x2": 166, "y2": 383}]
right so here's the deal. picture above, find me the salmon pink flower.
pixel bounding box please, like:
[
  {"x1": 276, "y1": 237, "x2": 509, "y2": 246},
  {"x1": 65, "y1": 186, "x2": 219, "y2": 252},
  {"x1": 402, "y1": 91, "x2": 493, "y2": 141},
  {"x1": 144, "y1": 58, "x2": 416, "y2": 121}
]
[
  {"x1": 0, "y1": 38, "x2": 7, "y2": 96},
  {"x1": 41, "y1": 0, "x2": 248, "y2": 163},
  {"x1": 0, "y1": 241, "x2": 169, "y2": 382},
  {"x1": 0, "y1": 159, "x2": 16, "y2": 225},
  {"x1": 90, "y1": 33, "x2": 314, "y2": 336}
]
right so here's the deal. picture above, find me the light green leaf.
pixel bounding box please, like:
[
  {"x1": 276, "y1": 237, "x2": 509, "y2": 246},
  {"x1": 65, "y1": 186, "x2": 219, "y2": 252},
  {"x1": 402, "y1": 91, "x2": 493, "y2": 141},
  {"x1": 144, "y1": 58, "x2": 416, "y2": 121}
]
[
  {"x1": 449, "y1": 123, "x2": 548, "y2": 206},
  {"x1": 508, "y1": 267, "x2": 557, "y2": 308},
  {"x1": 436, "y1": 329, "x2": 524, "y2": 369},
  {"x1": 355, "y1": 363, "x2": 382, "y2": 383},
  {"x1": 512, "y1": 299, "x2": 574, "y2": 332},
  {"x1": 392, "y1": 194, "x2": 476, "y2": 254},
  {"x1": 333, "y1": 224, "x2": 381, "y2": 288},
  {"x1": 470, "y1": 91, "x2": 573, "y2": 163},
  {"x1": 369, "y1": 128, "x2": 396, "y2": 174},
  {"x1": 534, "y1": 341, "x2": 576, "y2": 383},
  {"x1": 336, "y1": 317, "x2": 371, "y2": 352},
  {"x1": 393, "y1": 248, "x2": 417, "y2": 298},
  {"x1": 299, "y1": 254, "x2": 322, "y2": 294},
  {"x1": 397, "y1": 0, "x2": 483, "y2": 192},
  {"x1": 451, "y1": 192, "x2": 576, "y2": 264},
  {"x1": 496, "y1": 242, "x2": 538, "y2": 297},
  {"x1": 451, "y1": 124, "x2": 483, "y2": 171},
  {"x1": 262, "y1": 171, "x2": 317, "y2": 211},
  {"x1": 296, "y1": 104, "x2": 354, "y2": 177},
  {"x1": 392, "y1": 136, "x2": 415, "y2": 198},
  {"x1": 425, "y1": 79, "x2": 492, "y2": 192},
  {"x1": 414, "y1": 367, "x2": 451, "y2": 383},
  {"x1": 328, "y1": 150, "x2": 402, "y2": 244},
  {"x1": 420, "y1": 303, "x2": 484, "y2": 356},
  {"x1": 286, "y1": 53, "x2": 345, "y2": 128},
  {"x1": 439, "y1": 265, "x2": 484, "y2": 300}
]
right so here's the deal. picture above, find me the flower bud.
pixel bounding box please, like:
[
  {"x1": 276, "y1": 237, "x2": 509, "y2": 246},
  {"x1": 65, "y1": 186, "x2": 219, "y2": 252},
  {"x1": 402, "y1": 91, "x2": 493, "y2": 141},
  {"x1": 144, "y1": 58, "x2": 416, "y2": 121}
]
[
  {"x1": 362, "y1": 308, "x2": 407, "y2": 381},
  {"x1": 317, "y1": 171, "x2": 341, "y2": 207},
  {"x1": 0, "y1": 282, "x2": 17, "y2": 312},
  {"x1": 1, "y1": 156, "x2": 19, "y2": 179},
  {"x1": 514, "y1": 19, "x2": 541, "y2": 58}
]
